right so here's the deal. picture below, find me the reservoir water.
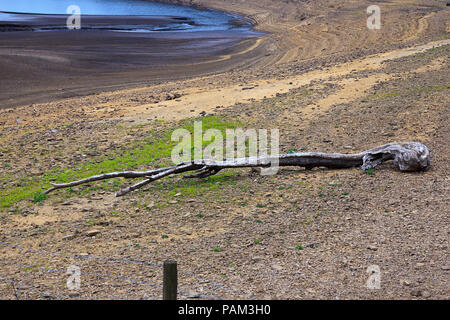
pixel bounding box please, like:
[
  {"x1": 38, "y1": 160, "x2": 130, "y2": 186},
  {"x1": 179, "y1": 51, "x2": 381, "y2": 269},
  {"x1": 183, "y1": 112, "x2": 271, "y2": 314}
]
[
  {"x1": 0, "y1": 0, "x2": 251, "y2": 32},
  {"x1": 0, "y1": 0, "x2": 263, "y2": 108}
]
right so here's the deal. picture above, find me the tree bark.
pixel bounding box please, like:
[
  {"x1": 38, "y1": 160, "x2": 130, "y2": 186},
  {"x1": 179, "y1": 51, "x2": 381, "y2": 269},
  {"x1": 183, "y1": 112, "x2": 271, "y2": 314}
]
[{"x1": 44, "y1": 142, "x2": 430, "y2": 197}]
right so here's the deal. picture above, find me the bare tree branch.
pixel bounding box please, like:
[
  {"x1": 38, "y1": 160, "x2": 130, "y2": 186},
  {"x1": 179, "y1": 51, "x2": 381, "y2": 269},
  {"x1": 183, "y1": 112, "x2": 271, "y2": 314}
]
[
  {"x1": 43, "y1": 142, "x2": 430, "y2": 197},
  {"x1": 44, "y1": 168, "x2": 176, "y2": 194},
  {"x1": 115, "y1": 163, "x2": 201, "y2": 197}
]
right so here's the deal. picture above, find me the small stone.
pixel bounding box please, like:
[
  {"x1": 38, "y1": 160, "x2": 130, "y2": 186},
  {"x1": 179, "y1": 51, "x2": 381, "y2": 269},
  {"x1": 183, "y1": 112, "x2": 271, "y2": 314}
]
[
  {"x1": 86, "y1": 229, "x2": 101, "y2": 237},
  {"x1": 367, "y1": 245, "x2": 378, "y2": 251},
  {"x1": 21, "y1": 209, "x2": 31, "y2": 217},
  {"x1": 400, "y1": 279, "x2": 411, "y2": 286},
  {"x1": 272, "y1": 264, "x2": 283, "y2": 271},
  {"x1": 168, "y1": 200, "x2": 178, "y2": 204},
  {"x1": 62, "y1": 234, "x2": 76, "y2": 241},
  {"x1": 187, "y1": 290, "x2": 201, "y2": 298},
  {"x1": 251, "y1": 256, "x2": 263, "y2": 263},
  {"x1": 411, "y1": 289, "x2": 421, "y2": 297}
]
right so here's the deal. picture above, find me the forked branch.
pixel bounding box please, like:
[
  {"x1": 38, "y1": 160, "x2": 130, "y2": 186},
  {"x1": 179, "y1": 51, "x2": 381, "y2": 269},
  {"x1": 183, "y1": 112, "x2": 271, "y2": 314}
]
[{"x1": 44, "y1": 142, "x2": 430, "y2": 197}]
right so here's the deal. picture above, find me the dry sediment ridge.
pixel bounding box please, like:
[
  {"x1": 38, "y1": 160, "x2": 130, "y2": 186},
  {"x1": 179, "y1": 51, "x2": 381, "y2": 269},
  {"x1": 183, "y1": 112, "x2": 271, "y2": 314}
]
[
  {"x1": 1, "y1": 0, "x2": 448, "y2": 109},
  {"x1": 155, "y1": 0, "x2": 450, "y2": 65},
  {"x1": 120, "y1": 39, "x2": 450, "y2": 122}
]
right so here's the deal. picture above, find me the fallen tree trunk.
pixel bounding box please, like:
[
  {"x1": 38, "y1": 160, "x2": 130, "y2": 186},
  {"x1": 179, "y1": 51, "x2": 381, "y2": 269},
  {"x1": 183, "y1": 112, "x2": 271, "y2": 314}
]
[{"x1": 44, "y1": 142, "x2": 430, "y2": 197}]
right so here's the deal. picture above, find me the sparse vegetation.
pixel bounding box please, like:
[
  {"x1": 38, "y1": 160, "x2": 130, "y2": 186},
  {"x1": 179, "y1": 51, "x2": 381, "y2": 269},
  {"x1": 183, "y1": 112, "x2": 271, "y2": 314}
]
[
  {"x1": 0, "y1": 116, "x2": 241, "y2": 208},
  {"x1": 32, "y1": 191, "x2": 48, "y2": 204}
]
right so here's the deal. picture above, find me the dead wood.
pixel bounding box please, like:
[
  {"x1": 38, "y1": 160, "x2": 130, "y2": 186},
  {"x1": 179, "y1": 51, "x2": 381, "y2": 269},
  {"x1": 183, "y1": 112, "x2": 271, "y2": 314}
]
[{"x1": 44, "y1": 142, "x2": 430, "y2": 197}]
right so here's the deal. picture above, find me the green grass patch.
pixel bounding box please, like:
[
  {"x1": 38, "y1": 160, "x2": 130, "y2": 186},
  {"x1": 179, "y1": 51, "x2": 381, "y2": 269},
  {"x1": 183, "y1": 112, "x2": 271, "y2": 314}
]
[
  {"x1": 368, "y1": 84, "x2": 449, "y2": 102},
  {"x1": 162, "y1": 169, "x2": 238, "y2": 198},
  {"x1": 0, "y1": 116, "x2": 242, "y2": 208},
  {"x1": 409, "y1": 84, "x2": 449, "y2": 95},
  {"x1": 351, "y1": 10, "x2": 364, "y2": 15},
  {"x1": 369, "y1": 91, "x2": 401, "y2": 100},
  {"x1": 23, "y1": 265, "x2": 40, "y2": 272},
  {"x1": 32, "y1": 191, "x2": 48, "y2": 204}
]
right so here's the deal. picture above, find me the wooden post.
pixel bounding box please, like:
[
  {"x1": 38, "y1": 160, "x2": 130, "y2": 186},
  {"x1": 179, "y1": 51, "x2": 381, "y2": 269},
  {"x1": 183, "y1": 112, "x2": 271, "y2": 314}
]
[{"x1": 163, "y1": 259, "x2": 177, "y2": 300}]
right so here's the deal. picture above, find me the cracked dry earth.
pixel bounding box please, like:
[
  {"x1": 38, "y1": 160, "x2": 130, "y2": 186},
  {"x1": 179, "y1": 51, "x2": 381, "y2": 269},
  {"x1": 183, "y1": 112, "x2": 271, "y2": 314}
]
[{"x1": 0, "y1": 3, "x2": 449, "y2": 300}]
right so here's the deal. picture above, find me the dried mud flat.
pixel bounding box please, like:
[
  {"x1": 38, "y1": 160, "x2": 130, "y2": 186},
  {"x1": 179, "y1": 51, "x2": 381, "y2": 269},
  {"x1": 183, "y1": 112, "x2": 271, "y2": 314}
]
[{"x1": 0, "y1": 0, "x2": 449, "y2": 300}]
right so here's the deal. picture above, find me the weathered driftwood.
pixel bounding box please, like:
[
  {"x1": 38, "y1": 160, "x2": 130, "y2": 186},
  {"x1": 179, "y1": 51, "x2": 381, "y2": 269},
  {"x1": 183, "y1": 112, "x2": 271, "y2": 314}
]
[{"x1": 44, "y1": 142, "x2": 430, "y2": 197}]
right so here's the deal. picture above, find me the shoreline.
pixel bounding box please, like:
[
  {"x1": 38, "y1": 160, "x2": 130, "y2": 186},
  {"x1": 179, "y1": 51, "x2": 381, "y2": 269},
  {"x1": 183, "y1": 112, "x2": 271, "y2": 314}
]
[
  {"x1": 0, "y1": 10, "x2": 265, "y2": 108},
  {"x1": 0, "y1": 1, "x2": 271, "y2": 109},
  {"x1": 150, "y1": 0, "x2": 265, "y2": 32},
  {"x1": 0, "y1": 13, "x2": 189, "y2": 32},
  {"x1": 0, "y1": 0, "x2": 447, "y2": 110},
  {"x1": 0, "y1": 10, "x2": 255, "y2": 32}
]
